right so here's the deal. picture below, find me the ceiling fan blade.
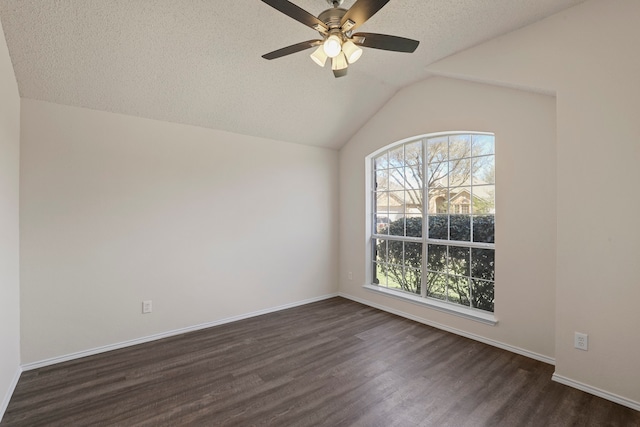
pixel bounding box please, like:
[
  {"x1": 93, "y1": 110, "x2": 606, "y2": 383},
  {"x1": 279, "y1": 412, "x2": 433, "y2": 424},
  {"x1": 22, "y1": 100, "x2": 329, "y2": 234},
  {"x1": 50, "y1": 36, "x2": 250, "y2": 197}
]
[
  {"x1": 261, "y1": 0, "x2": 328, "y2": 33},
  {"x1": 340, "y1": 0, "x2": 390, "y2": 32},
  {"x1": 262, "y1": 40, "x2": 322, "y2": 60},
  {"x1": 352, "y1": 32, "x2": 419, "y2": 53}
]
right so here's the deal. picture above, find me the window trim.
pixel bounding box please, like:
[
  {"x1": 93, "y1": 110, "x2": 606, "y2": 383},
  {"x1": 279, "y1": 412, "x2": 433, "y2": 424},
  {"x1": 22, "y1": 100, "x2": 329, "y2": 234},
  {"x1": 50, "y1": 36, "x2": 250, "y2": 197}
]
[
  {"x1": 362, "y1": 284, "x2": 497, "y2": 325},
  {"x1": 365, "y1": 131, "x2": 497, "y2": 325}
]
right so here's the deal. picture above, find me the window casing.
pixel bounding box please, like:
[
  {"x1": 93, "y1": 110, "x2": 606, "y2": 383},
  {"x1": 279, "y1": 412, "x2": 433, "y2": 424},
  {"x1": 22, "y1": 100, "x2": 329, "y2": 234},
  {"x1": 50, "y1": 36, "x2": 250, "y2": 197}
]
[{"x1": 370, "y1": 132, "x2": 495, "y2": 316}]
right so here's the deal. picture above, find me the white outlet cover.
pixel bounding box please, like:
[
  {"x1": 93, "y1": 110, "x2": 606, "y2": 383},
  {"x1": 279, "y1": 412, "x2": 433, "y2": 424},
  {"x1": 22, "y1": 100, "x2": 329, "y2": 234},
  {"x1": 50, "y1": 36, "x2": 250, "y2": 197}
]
[
  {"x1": 142, "y1": 300, "x2": 152, "y2": 314},
  {"x1": 574, "y1": 332, "x2": 588, "y2": 351}
]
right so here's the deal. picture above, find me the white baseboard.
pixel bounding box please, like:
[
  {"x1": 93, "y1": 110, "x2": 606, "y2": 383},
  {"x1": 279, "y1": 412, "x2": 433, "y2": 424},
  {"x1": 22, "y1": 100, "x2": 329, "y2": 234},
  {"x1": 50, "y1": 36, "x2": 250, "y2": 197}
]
[
  {"x1": 339, "y1": 292, "x2": 555, "y2": 365},
  {"x1": 0, "y1": 367, "x2": 22, "y2": 423},
  {"x1": 552, "y1": 373, "x2": 640, "y2": 412},
  {"x1": 22, "y1": 293, "x2": 338, "y2": 371}
]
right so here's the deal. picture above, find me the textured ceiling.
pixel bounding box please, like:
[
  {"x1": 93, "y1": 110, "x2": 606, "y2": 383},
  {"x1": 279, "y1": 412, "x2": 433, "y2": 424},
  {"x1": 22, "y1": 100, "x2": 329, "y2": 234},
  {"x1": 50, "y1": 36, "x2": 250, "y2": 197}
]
[{"x1": 0, "y1": 0, "x2": 585, "y2": 149}]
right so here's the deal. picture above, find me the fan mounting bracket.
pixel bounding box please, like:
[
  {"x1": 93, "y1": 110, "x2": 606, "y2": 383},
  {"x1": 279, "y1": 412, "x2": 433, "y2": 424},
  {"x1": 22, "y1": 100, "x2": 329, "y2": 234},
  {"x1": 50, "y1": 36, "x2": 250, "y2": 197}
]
[{"x1": 326, "y1": 0, "x2": 344, "y2": 6}]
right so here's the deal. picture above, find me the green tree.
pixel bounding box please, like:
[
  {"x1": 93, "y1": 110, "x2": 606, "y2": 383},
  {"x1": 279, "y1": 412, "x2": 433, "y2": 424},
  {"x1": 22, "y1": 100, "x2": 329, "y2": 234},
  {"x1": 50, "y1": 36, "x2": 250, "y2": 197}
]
[{"x1": 378, "y1": 135, "x2": 493, "y2": 214}]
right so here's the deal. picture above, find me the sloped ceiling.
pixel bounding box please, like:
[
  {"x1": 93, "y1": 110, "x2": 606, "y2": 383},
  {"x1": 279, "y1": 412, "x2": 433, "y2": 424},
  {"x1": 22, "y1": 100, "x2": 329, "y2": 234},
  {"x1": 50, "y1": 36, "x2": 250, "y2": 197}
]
[{"x1": 0, "y1": 0, "x2": 585, "y2": 149}]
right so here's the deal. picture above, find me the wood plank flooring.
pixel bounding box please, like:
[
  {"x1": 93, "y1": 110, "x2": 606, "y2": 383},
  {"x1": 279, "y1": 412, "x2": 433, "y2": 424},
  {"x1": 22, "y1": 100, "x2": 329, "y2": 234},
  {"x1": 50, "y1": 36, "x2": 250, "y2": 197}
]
[{"x1": 2, "y1": 297, "x2": 639, "y2": 426}]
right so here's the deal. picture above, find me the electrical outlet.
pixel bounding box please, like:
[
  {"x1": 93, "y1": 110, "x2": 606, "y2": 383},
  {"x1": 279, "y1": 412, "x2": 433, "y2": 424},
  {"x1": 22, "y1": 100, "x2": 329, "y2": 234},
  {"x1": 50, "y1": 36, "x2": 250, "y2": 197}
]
[
  {"x1": 348, "y1": 271, "x2": 353, "y2": 280},
  {"x1": 142, "y1": 300, "x2": 152, "y2": 314},
  {"x1": 574, "y1": 332, "x2": 588, "y2": 351}
]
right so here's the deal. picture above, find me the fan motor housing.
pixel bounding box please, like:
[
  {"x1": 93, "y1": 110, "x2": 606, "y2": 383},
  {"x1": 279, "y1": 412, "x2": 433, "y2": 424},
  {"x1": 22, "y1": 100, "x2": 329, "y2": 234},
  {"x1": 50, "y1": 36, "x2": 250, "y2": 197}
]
[{"x1": 318, "y1": 7, "x2": 347, "y2": 30}]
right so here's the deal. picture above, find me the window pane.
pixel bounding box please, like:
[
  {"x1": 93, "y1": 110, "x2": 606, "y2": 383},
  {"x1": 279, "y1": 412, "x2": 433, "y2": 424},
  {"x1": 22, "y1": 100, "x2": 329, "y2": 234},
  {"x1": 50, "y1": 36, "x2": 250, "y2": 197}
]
[
  {"x1": 427, "y1": 244, "x2": 447, "y2": 272},
  {"x1": 375, "y1": 152, "x2": 389, "y2": 170},
  {"x1": 404, "y1": 166, "x2": 422, "y2": 192},
  {"x1": 380, "y1": 264, "x2": 403, "y2": 290},
  {"x1": 404, "y1": 242, "x2": 423, "y2": 269},
  {"x1": 373, "y1": 262, "x2": 384, "y2": 285},
  {"x1": 471, "y1": 279, "x2": 494, "y2": 312},
  {"x1": 405, "y1": 141, "x2": 422, "y2": 167},
  {"x1": 449, "y1": 158, "x2": 471, "y2": 187},
  {"x1": 405, "y1": 189, "x2": 422, "y2": 214},
  {"x1": 449, "y1": 186, "x2": 471, "y2": 214},
  {"x1": 472, "y1": 134, "x2": 494, "y2": 156},
  {"x1": 403, "y1": 268, "x2": 422, "y2": 295},
  {"x1": 387, "y1": 240, "x2": 404, "y2": 267},
  {"x1": 427, "y1": 162, "x2": 448, "y2": 188},
  {"x1": 375, "y1": 169, "x2": 389, "y2": 191},
  {"x1": 448, "y1": 246, "x2": 470, "y2": 277},
  {"x1": 405, "y1": 215, "x2": 422, "y2": 237},
  {"x1": 449, "y1": 134, "x2": 471, "y2": 159},
  {"x1": 389, "y1": 190, "x2": 404, "y2": 216},
  {"x1": 375, "y1": 214, "x2": 389, "y2": 234},
  {"x1": 471, "y1": 248, "x2": 495, "y2": 281},
  {"x1": 426, "y1": 272, "x2": 447, "y2": 300},
  {"x1": 389, "y1": 146, "x2": 404, "y2": 168},
  {"x1": 447, "y1": 275, "x2": 470, "y2": 307},
  {"x1": 388, "y1": 168, "x2": 404, "y2": 190},
  {"x1": 427, "y1": 137, "x2": 448, "y2": 163},
  {"x1": 473, "y1": 215, "x2": 495, "y2": 243},
  {"x1": 372, "y1": 263, "x2": 378, "y2": 284},
  {"x1": 428, "y1": 215, "x2": 448, "y2": 240},
  {"x1": 450, "y1": 214, "x2": 471, "y2": 242},
  {"x1": 388, "y1": 216, "x2": 405, "y2": 236},
  {"x1": 375, "y1": 239, "x2": 388, "y2": 263},
  {"x1": 472, "y1": 185, "x2": 495, "y2": 214},
  {"x1": 472, "y1": 155, "x2": 494, "y2": 185},
  {"x1": 428, "y1": 189, "x2": 448, "y2": 214},
  {"x1": 375, "y1": 192, "x2": 389, "y2": 215}
]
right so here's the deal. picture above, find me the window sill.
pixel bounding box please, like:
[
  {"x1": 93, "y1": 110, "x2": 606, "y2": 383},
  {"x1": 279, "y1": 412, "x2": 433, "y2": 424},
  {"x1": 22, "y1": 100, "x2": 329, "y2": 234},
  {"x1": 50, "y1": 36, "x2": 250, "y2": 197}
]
[{"x1": 362, "y1": 284, "x2": 498, "y2": 326}]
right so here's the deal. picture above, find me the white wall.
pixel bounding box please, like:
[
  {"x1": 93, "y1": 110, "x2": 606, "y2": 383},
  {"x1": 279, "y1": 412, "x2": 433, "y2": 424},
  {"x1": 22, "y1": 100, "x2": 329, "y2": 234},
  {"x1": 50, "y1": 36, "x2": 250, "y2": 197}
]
[
  {"x1": 427, "y1": 0, "x2": 640, "y2": 406},
  {"x1": 339, "y1": 77, "x2": 557, "y2": 360},
  {"x1": 339, "y1": 0, "x2": 640, "y2": 407},
  {"x1": 20, "y1": 100, "x2": 339, "y2": 363},
  {"x1": 0, "y1": 17, "x2": 21, "y2": 419}
]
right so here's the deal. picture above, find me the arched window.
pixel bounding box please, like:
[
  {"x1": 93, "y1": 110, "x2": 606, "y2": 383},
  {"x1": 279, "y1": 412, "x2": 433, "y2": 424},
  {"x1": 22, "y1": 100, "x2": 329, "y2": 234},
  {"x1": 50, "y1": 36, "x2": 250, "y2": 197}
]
[{"x1": 369, "y1": 132, "x2": 495, "y2": 317}]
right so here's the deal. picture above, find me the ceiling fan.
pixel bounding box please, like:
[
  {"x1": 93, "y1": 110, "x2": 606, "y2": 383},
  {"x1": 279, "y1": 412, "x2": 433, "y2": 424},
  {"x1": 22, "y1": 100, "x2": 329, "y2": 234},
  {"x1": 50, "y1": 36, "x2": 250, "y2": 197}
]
[{"x1": 261, "y1": 0, "x2": 419, "y2": 78}]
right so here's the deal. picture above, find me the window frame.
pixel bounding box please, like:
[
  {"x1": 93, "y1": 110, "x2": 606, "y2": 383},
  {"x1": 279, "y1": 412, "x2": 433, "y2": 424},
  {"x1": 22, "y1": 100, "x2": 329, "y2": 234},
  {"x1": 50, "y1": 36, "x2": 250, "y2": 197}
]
[{"x1": 365, "y1": 131, "x2": 497, "y2": 325}]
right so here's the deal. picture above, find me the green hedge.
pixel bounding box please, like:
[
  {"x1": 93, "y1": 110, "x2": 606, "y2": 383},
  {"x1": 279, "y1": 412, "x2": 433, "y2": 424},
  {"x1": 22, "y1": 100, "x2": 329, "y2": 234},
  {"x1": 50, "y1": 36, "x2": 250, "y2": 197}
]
[{"x1": 376, "y1": 215, "x2": 494, "y2": 312}]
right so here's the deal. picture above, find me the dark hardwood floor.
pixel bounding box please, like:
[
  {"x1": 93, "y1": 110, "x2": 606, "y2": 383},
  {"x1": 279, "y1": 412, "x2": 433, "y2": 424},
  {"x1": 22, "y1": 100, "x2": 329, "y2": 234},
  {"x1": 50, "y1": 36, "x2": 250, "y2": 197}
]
[{"x1": 2, "y1": 297, "x2": 639, "y2": 426}]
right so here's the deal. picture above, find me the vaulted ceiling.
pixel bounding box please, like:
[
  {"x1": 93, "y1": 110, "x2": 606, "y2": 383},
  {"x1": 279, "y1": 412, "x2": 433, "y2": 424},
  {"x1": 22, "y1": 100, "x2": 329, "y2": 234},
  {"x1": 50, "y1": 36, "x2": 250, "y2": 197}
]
[{"x1": 0, "y1": 0, "x2": 585, "y2": 149}]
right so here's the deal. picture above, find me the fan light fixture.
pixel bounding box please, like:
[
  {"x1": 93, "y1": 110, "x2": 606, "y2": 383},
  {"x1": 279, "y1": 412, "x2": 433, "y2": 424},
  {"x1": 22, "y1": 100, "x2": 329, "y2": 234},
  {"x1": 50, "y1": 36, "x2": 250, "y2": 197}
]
[
  {"x1": 311, "y1": 37, "x2": 363, "y2": 70},
  {"x1": 341, "y1": 40, "x2": 363, "y2": 64},
  {"x1": 331, "y1": 51, "x2": 348, "y2": 71},
  {"x1": 310, "y1": 45, "x2": 328, "y2": 67},
  {"x1": 323, "y1": 34, "x2": 342, "y2": 58}
]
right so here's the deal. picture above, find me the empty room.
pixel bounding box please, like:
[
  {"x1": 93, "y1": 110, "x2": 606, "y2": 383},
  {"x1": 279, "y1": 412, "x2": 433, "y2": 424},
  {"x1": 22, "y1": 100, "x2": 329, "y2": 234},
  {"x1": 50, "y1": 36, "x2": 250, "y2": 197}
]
[{"x1": 1, "y1": 0, "x2": 639, "y2": 425}]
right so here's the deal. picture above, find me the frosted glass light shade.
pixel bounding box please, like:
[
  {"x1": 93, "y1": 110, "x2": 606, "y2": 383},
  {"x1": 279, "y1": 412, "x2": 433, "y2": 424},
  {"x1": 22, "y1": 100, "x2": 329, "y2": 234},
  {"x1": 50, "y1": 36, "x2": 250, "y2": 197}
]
[
  {"x1": 323, "y1": 35, "x2": 342, "y2": 58},
  {"x1": 331, "y1": 51, "x2": 348, "y2": 71},
  {"x1": 310, "y1": 45, "x2": 328, "y2": 67},
  {"x1": 342, "y1": 40, "x2": 363, "y2": 64}
]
